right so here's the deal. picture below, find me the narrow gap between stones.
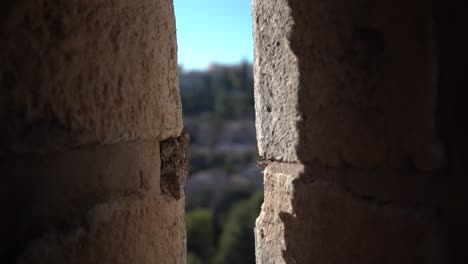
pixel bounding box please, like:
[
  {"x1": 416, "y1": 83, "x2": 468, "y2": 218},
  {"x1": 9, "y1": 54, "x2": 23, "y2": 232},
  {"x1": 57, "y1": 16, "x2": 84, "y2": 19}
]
[{"x1": 173, "y1": 1, "x2": 263, "y2": 263}]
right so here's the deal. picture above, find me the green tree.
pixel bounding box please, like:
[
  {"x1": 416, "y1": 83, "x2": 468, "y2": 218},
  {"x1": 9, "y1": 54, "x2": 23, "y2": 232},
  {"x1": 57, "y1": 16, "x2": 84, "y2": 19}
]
[
  {"x1": 186, "y1": 209, "x2": 216, "y2": 261},
  {"x1": 212, "y1": 191, "x2": 264, "y2": 264},
  {"x1": 213, "y1": 82, "x2": 232, "y2": 119},
  {"x1": 187, "y1": 252, "x2": 203, "y2": 264}
]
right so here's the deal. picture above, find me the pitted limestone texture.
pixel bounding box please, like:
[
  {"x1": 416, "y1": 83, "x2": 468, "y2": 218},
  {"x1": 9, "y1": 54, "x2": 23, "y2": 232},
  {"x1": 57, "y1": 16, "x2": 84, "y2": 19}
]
[
  {"x1": 253, "y1": 0, "x2": 437, "y2": 169},
  {"x1": 255, "y1": 163, "x2": 446, "y2": 264},
  {"x1": 160, "y1": 134, "x2": 190, "y2": 200},
  {"x1": 252, "y1": 0, "x2": 450, "y2": 263},
  {"x1": 1, "y1": 141, "x2": 159, "y2": 260},
  {"x1": 17, "y1": 188, "x2": 186, "y2": 264},
  {"x1": 1, "y1": 0, "x2": 185, "y2": 263},
  {"x1": 0, "y1": 0, "x2": 182, "y2": 155}
]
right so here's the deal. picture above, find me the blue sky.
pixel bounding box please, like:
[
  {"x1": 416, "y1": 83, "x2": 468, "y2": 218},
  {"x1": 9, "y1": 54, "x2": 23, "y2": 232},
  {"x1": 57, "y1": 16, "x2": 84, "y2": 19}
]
[{"x1": 173, "y1": 0, "x2": 253, "y2": 71}]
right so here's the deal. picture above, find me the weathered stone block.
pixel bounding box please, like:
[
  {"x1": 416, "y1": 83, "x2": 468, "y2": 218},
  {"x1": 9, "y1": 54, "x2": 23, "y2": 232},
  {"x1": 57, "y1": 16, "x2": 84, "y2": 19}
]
[
  {"x1": 1, "y1": 139, "x2": 187, "y2": 263},
  {"x1": 253, "y1": 0, "x2": 438, "y2": 168},
  {"x1": 0, "y1": 0, "x2": 182, "y2": 154},
  {"x1": 17, "y1": 190, "x2": 186, "y2": 264},
  {"x1": 255, "y1": 163, "x2": 446, "y2": 264},
  {"x1": 1, "y1": 1, "x2": 187, "y2": 263}
]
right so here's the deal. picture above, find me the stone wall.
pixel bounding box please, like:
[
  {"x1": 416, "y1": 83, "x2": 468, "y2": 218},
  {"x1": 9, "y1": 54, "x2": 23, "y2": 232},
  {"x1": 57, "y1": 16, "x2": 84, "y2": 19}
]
[
  {"x1": 253, "y1": 0, "x2": 467, "y2": 263},
  {"x1": 0, "y1": 1, "x2": 187, "y2": 263},
  {"x1": 2, "y1": 0, "x2": 466, "y2": 263}
]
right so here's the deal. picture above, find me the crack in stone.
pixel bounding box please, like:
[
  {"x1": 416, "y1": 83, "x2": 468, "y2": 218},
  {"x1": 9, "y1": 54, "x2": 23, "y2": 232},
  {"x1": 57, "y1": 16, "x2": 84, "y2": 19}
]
[{"x1": 264, "y1": 160, "x2": 437, "y2": 212}]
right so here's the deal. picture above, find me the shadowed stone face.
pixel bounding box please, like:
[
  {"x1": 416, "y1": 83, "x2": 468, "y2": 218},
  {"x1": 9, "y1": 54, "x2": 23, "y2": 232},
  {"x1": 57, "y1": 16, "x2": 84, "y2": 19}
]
[
  {"x1": 253, "y1": 0, "x2": 437, "y2": 169},
  {"x1": 252, "y1": 0, "x2": 459, "y2": 263},
  {"x1": 0, "y1": 0, "x2": 187, "y2": 263}
]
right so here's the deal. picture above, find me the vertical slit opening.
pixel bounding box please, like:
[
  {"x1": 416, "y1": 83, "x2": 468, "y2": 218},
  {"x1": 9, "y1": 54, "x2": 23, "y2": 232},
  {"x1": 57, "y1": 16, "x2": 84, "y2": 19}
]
[{"x1": 173, "y1": 1, "x2": 262, "y2": 263}]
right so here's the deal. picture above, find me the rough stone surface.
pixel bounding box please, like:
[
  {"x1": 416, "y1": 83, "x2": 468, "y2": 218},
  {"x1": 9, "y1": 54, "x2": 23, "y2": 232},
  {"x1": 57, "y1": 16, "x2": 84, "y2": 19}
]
[
  {"x1": 253, "y1": 0, "x2": 437, "y2": 168},
  {"x1": 160, "y1": 134, "x2": 190, "y2": 200},
  {"x1": 1, "y1": 141, "x2": 160, "y2": 256},
  {"x1": 17, "y1": 186, "x2": 185, "y2": 264},
  {"x1": 1, "y1": 140, "x2": 187, "y2": 263},
  {"x1": 0, "y1": 0, "x2": 182, "y2": 155},
  {"x1": 1, "y1": 1, "x2": 187, "y2": 263},
  {"x1": 0, "y1": 139, "x2": 187, "y2": 263},
  {"x1": 253, "y1": 0, "x2": 299, "y2": 163},
  {"x1": 255, "y1": 163, "x2": 446, "y2": 264},
  {"x1": 252, "y1": 0, "x2": 462, "y2": 263}
]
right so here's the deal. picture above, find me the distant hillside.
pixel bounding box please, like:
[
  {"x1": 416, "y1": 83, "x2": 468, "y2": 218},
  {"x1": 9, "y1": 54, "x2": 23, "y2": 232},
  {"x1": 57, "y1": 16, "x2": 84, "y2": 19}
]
[{"x1": 179, "y1": 62, "x2": 254, "y2": 119}]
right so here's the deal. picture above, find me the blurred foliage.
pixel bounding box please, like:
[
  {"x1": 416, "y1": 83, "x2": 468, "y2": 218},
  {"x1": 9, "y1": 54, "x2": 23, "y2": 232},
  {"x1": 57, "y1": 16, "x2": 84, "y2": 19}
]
[
  {"x1": 182, "y1": 63, "x2": 261, "y2": 264},
  {"x1": 188, "y1": 150, "x2": 257, "y2": 175},
  {"x1": 212, "y1": 191, "x2": 263, "y2": 264},
  {"x1": 212, "y1": 188, "x2": 253, "y2": 241},
  {"x1": 187, "y1": 252, "x2": 203, "y2": 264},
  {"x1": 181, "y1": 75, "x2": 214, "y2": 116},
  {"x1": 180, "y1": 63, "x2": 254, "y2": 119},
  {"x1": 186, "y1": 191, "x2": 263, "y2": 264},
  {"x1": 186, "y1": 209, "x2": 216, "y2": 261}
]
